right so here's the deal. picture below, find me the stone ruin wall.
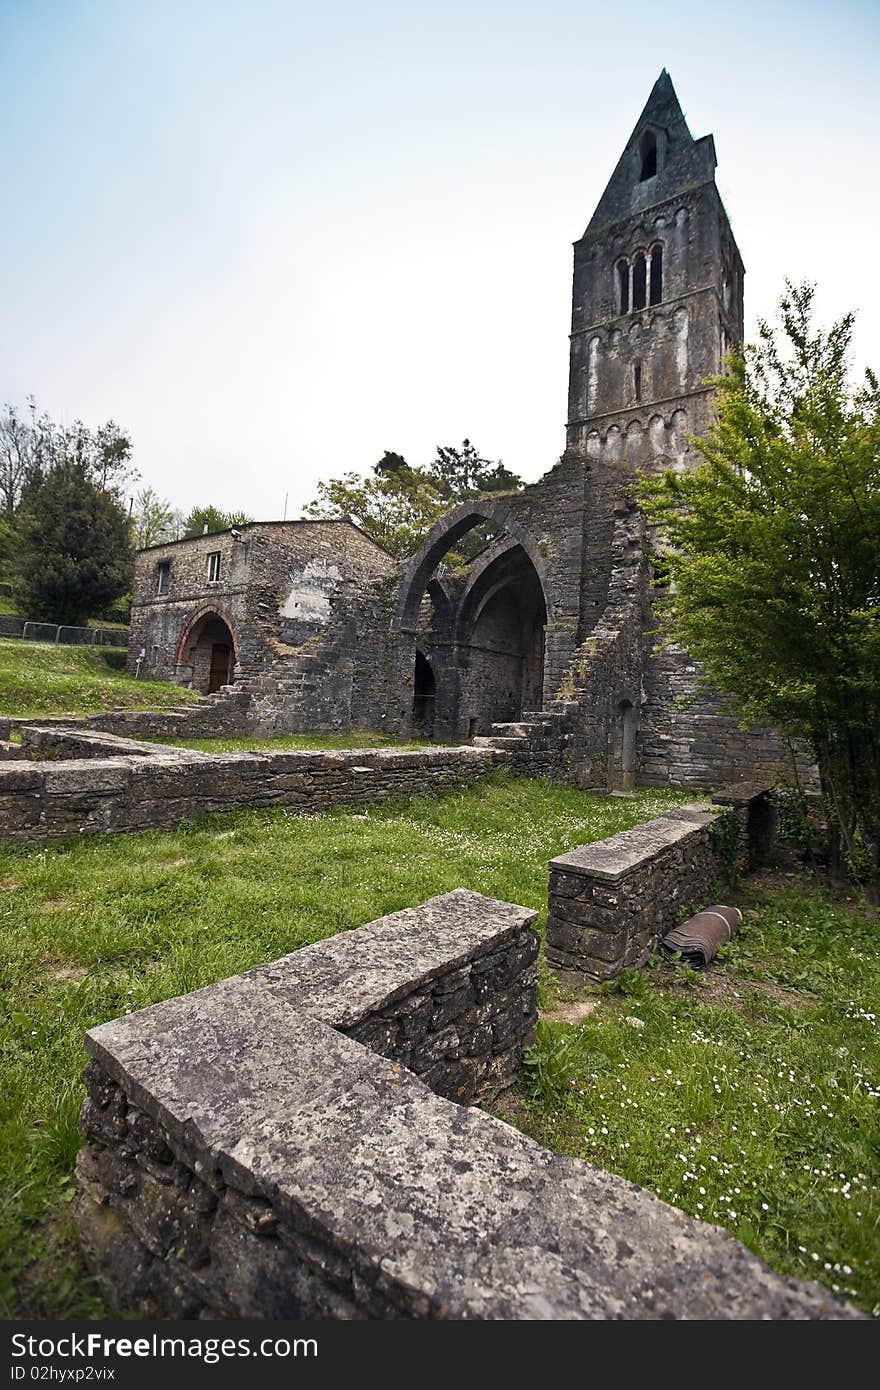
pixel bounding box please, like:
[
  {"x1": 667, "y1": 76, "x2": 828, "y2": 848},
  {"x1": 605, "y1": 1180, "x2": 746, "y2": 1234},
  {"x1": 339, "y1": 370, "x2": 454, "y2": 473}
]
[
  {"x1": 113, "y1": 467, "x2": 815, "y2": 793},
  {"x1": 637, "y1": 636, "x2": 820, "y2": 791},
  {"x1": 0, "y1": 736, "x2": 500, "y2": 846},
  {"x1": 545, "y1": 783, "x2": 774, "y2": 982},
  {"x1": 75, "y1": 888, "x2": 855, "y2": 1320},
  {"x1": 128, "y1": 521, "x2": 398, "y2": 734}
]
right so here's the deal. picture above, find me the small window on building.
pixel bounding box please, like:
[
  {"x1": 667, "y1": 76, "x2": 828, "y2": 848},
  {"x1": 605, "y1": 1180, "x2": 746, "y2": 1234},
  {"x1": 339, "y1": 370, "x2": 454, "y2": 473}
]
[
  {"x1": 616, "y1": 258, "x2": 629, "y2": 315},
  {"x1": 639, "y1": 130, "x2": 658, "y2": 181},
  {"x1": 633, "y1": 362, "x2": 642, "y2": 403},
  {"x1": 649, "y1": 244, "x2": 663, "y2": 305},
  {"x1": 632, "y1": 252, "x2": 647, "y2": 310},
  {"x1": 156, "y1": 561, "x2": 170, "y2": 596},
  {"x1": 207, "y1": 551, "x2": 221, "y2": 583}
]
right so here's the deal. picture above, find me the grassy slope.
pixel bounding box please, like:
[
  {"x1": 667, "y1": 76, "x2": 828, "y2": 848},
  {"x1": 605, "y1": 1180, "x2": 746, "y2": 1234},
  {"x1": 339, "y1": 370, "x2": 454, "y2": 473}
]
[
  {"x1": 0, "y1": 641, "x2": 199, "y2": 718},
  {"x1": 0, "y1": 776, "x2": 876, "y2": 1316}
]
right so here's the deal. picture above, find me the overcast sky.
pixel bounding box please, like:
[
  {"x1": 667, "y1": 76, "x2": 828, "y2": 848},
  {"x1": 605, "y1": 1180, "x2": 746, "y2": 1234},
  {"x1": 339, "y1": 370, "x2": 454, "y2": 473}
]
[{"x1": 2, "y1": 0, "x2": 878, "y2": 521}]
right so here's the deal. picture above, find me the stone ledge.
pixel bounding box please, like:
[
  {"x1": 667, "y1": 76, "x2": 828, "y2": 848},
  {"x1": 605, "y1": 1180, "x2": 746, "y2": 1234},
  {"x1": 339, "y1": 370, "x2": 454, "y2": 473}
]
[
  {"x1": 77, "y1": 889, "x2": 854, "y2": 1320},
  {"x1": 545, "y1": 791, "x2": 774, "y2": 981},
  {"x1": 87, "y1": 889, "x2": 538, "y2": 1064},
  {"x1": 549, "y1": 809, "x2": 719, "y2": 883}
]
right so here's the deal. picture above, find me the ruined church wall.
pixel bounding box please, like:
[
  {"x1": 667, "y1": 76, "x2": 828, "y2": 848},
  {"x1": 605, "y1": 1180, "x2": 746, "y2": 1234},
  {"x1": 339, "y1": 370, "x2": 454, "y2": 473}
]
[
  {"x1": 129, "y1": 522, "x2": 396, "y2": 732},
  {"x1": 637, "y1": 635, "x2": 819, "y2": 791}
]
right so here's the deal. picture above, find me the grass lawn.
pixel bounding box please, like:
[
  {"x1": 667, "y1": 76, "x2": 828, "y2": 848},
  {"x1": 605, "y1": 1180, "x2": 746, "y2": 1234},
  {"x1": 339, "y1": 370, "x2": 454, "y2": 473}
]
[
  {"x1": 0, "y1": 774, "x2": 876, "y2": 1317},
  {"x1": 513, "y1": 876, "x2": 880, "y2": 1315},
  {"x1": 0, "y1": 641, "x2": 199, "y2": 719},
  {"x1": 155, "y1": 730, "x2": 434, "y2": 753}
]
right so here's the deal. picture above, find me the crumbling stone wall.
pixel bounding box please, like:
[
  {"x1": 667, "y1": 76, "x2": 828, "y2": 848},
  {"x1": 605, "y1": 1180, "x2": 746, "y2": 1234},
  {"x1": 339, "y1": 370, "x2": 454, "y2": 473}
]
[
  {"x1": 74, "y1": 888, "x2": 853, "y2": 1320},
  {"x1": 12, "y1": 726, "x2": 191, "y2": 761},
  {"x1": 97, "y1": 72, "x2": 815, "y2": 790},
  {"x1": 637, "y1": 636, "x2": 819, "y2": 791},
  {"x1": 545, "y1": 784, "x2": 774, "y2": 981},
  {"x1": 0, "y1": 744, "x2": 499, "y2": 844},
  {"x1": 128, "y1": 521, "x2": 396, "y2": 730}
]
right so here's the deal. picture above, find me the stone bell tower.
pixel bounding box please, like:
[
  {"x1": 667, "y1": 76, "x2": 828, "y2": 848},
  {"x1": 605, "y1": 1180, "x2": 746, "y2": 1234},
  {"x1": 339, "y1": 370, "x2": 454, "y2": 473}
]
[{"x1": 566, "y1": 70, "x2": 744, "y2": 478}]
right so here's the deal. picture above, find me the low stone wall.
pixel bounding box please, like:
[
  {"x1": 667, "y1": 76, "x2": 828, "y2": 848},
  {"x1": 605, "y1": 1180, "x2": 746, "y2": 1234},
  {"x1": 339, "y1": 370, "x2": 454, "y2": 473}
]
[
  {"x1": 14, "y1": 726, "x2": 196, "y2": 762},
  {"x1": 545, "y1": 786, "x2": 773, "y2": 981},
  {"x1": 83, "y1": 688, "x2": 253, "y2": 740},
  {"x1": 74, "y1": 888, "x2": 853, "y2": 1320},
  {"x1": 0, "y1": 687, "x2": 253, "y2": 745},
  {"x1": 0, "y1": 743, "x2": 499, "y2": 844}
]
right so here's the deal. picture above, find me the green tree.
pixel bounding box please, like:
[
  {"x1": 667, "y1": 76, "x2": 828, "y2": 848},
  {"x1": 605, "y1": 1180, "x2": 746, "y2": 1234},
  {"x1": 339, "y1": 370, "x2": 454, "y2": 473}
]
[
  {"x1": 305, "y1": 452, "x2": 446, "y2": 558},
  {"x1": 0, "y1": 397, "x2": 60, "y2": 518},
  {"x1": 182, "y1": 505, "x2": 254, "y2": 538},
  {"x1": 427, "y1": 439, "x2": 523, "y2": 500},
  {"x1": 0, "y1": 516, "x2": 19, "y2": 579},
  {"x1": 25, "y1": 415, "x2": 135, "y2": 501},
  {"x1": 304, "y1": 443, "x2": 523, "y2": 559},
  {"x1": 132, "y1": 486, "x2": 176, "y2": 549},
  {"x1": 1, "y1": 398, "x2": 137, "y2": 516},
  {"x1": 640, "y1": 282, "x2": 880, "y2": 890},
  {"x1": 16, "y1": 461, "x2": 133, "y2": 625}
]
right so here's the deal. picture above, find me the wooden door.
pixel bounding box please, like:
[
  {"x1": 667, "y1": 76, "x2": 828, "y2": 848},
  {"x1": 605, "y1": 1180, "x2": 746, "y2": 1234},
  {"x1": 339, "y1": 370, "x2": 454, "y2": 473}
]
[{"x1": 208, "y1": 643, "x2": 231, "y2": 693}]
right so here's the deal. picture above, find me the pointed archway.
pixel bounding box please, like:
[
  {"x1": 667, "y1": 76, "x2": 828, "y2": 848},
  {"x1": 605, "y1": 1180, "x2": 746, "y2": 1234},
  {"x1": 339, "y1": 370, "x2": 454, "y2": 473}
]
[
  {"x1": 390, "y1": 500, "x2": 555, "y2": 738},
  {"x1": 412, "y1": 649, "x2": 436, "y2": 737},
  {"x1": 455, "y1": 544, "x2": 547, "y2": 735}
]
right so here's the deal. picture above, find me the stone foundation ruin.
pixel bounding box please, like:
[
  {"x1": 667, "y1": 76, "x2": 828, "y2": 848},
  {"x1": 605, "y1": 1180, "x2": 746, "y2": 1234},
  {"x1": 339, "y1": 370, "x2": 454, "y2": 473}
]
[
  {"x1": 0, "y1": 725, "x2": 499, "y2": 845},
  {"x1": 546, "y1": 784, "x2": 774, "y2": 980},
  {"x1": 75, "y1": 890, "x2": 854, "y2": 1320}
]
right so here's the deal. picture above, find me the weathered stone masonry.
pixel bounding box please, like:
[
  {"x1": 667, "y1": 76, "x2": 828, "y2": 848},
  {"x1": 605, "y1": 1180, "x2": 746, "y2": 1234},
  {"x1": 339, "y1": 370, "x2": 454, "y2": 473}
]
[
  {"x1": 546, "y1": 784, "x2": 775, "y2": 981},
  {"x1": 75, "y1": 889, "x2": 855, "y2": 1320},
  {"x1": 128, "y1": 520, "x2": 396, "y2": 733},
  {"x1": 0, "y1": 742, "x2": 499, "y2": 845}
]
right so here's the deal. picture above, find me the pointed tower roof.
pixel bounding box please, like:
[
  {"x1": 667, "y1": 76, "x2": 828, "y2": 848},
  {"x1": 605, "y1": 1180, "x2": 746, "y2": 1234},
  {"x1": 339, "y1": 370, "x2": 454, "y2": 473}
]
[{"x1": 585, "y1": 70, "x2": 716, "y2": 235}]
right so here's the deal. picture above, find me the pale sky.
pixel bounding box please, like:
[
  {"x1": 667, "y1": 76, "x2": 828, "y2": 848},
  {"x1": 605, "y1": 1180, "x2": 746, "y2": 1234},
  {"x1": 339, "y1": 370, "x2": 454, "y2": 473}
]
[{"x1": 2, "y1": 0, "x2": 878, "y2": 521}]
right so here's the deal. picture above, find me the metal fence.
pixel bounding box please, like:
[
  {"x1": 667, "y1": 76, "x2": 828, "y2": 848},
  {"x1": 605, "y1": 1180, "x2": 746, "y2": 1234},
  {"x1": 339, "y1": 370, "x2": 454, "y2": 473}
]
[{"x1": 20, "y1": 621, "x2": 129, "y2": 649}]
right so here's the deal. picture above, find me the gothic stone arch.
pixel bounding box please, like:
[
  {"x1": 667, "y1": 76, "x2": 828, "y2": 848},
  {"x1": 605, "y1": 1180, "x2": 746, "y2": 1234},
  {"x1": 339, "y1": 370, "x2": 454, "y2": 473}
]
[{"x1": 391, "y1": 500, "x2": 555, "y2": 739}]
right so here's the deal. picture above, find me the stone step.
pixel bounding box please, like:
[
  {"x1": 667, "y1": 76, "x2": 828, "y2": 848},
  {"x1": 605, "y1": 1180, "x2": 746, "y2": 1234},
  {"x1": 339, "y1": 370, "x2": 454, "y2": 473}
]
[
  {"x1": 472, "y1": 735, "x2": 530, "y2": 750},
  {"x1": 522, "y1": 710, "x2": 563, "y2": 726}
]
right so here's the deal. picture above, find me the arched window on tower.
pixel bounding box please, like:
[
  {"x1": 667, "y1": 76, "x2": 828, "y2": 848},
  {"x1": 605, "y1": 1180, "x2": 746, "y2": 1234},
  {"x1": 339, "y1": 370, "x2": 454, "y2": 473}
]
[
  {"x1": 639, "y1": 130, "x2": 658, "y2": 181},
  {"x1": 649, "y1": 244, "x2": 663, "y2": 305},
  {"x1": 616, "y1": 258, "x2": 629, "y2": 314},
  {"x1": 632, "y1": 252, "x2": 647, "y2": 311}
]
